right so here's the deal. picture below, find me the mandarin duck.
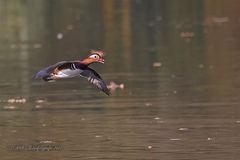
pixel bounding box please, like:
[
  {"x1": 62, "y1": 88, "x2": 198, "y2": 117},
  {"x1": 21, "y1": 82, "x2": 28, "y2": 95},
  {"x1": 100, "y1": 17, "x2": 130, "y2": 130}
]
[{"x1": 33, "y1": 50, "x2": 110, "y2": 95}]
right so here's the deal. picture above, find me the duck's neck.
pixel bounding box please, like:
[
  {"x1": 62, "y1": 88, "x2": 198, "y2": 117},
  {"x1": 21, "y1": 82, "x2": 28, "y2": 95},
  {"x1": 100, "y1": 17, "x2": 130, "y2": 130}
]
[{"x1": 80, "y1": 58, "x2": 93, "y2": 66}]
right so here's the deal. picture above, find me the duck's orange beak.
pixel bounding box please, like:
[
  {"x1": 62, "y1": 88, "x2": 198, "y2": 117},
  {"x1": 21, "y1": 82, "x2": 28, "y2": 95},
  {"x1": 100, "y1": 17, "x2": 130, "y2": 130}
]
[{"x1": 98, "y1": 57, "x2": 105, "y2": 64}]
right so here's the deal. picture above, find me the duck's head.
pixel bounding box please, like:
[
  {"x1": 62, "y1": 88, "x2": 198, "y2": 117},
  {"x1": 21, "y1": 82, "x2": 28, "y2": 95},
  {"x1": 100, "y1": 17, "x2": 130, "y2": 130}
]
[{"x1": 82, "y1": 50, "x2": 105, "y2": 65}]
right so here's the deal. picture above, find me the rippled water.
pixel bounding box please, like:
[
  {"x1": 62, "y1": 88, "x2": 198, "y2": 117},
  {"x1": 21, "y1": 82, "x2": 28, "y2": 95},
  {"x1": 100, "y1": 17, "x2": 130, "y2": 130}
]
[{"x1": 1, "y1": 1, "x2": 240, "y2": 160}]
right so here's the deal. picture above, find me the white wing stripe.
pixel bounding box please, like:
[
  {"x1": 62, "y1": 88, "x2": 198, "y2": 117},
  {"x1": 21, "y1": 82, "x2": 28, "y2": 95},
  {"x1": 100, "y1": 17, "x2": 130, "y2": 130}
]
[{"x1": 72, "y1": 64, "x2": 77, "y2": 70}]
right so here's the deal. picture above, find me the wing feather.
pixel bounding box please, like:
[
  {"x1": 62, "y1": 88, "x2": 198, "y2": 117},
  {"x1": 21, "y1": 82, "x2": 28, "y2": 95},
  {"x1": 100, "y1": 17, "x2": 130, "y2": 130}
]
[
  {"x1": 33, "y1": 61, "x2": 73, "y2": 80},
  {"x1": 80, "y1": 68, "x2": 110, "y2": 96}
]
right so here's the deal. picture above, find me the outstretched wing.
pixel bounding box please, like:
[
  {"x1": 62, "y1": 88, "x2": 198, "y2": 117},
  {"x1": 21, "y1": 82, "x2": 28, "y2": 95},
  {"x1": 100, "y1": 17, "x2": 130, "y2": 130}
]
[
  {"x1": 80, "y1": 68, "x2": 110, "y2": 96},
  {"x1": 33, "y1": 61, "x2": 74, "y2": 80}
]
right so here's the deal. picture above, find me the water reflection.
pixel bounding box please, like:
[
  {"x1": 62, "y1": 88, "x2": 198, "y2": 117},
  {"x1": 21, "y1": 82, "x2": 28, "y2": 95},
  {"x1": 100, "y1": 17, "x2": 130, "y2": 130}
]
[{"x1": 0, "y1": 0, "x2": 240, "y2": 160}]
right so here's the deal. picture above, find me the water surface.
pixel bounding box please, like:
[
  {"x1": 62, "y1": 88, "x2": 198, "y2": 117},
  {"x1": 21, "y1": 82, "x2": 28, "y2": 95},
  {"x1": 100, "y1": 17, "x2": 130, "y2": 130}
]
[{"x1": 0, "y1": 1, "x2": 240, "y2": 160}]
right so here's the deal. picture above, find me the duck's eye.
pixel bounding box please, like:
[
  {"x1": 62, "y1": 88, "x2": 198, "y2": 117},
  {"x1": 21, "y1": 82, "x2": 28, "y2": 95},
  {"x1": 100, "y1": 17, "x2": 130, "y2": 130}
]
[{"x1": 90, "y1": 54, "x2": 99, "y2": 59}]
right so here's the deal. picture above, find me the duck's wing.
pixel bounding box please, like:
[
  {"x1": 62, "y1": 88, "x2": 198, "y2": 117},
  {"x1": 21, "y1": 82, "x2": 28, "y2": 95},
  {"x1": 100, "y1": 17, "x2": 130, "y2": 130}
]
[
  {"x1": 33, "y1": 61, "x2": 76, "y2": 80},
  {"x1": 80, "y1": 68, "x2": 110, "y2": 96}
]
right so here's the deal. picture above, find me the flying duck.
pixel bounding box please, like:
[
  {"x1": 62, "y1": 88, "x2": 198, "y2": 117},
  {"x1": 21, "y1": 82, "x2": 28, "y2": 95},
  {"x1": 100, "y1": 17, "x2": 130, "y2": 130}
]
[{"x1": 33, "y1": 50, "x2": 110, "y2": 95}]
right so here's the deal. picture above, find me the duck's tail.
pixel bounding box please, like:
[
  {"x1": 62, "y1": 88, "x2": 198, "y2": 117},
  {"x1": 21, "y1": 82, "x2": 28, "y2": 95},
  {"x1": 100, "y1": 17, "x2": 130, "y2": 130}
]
[{"x1": 32, "y1": 70, "x2": 46, "y2": 80}]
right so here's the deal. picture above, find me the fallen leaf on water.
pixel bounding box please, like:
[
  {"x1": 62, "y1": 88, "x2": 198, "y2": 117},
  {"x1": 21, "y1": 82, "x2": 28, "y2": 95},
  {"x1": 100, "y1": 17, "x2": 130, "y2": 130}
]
[
  {"x1": 178, "y1": 128, "x2": 189, "y2": 131},
  {"x1": 212, "y1": 16, "x2": 229, "y2": 23},
  {"x1": 180, "y1": 32, "x2": 195, "y2": 38},
  {"x1": 152, "y1": 62, "x2": 162, "y2": 67},
  {"x1": 57, "y1": 33, "x2": 63, "y2": 39},
  {"x1": 39, "y1": 140, "x2": 55, "y2": 144},
  {"x1": 3, "y1": 106, "x2": 16, "y2": 110},
  {"x1": 207, "y1": 137, "x2": 213, "y2": 141},
  {"x1": 35, "y1": 99, "x2": 46, "y2": 103},
  {"x1": 170, "y1": 138, "x2": 181, "y2": 141},
  {"x1": 7, "y1": 98, "x2": 26, "y2": 103},
  {"x1": 145, "y1": 103, "x2": 152, "y2": 107},
  {"x1": 107, "y1": 81, "x2": 124, "y2": 91},
  {"x1": 35, "y1": 105, "x2": 43, "y2": 109}
]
